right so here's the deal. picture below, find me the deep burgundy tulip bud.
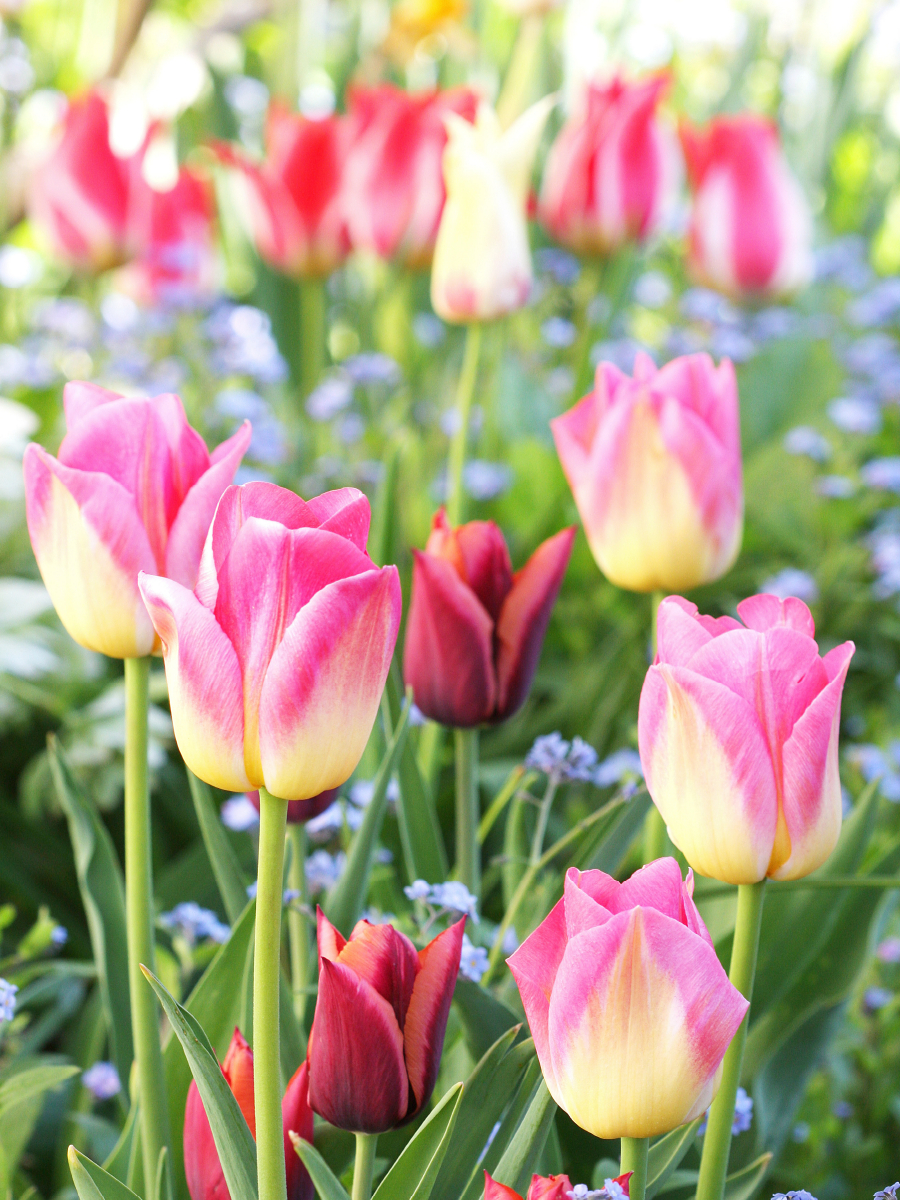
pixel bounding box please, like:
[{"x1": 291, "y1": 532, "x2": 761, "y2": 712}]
[
  {"x1": 185, "y1": 1029, "x2": 313, "y2": 1200},
  {"x1": 403, "y1": 510, "x2": 575, "y2": 728},
  {"x1": 247, "y1": 788, "x2": 338, "y2": 824},
  {"x1": 307, "y1": 910, "x2": 464, "y2": 1133}
]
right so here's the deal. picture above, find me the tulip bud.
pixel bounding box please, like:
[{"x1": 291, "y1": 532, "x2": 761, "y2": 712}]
[
  {"x1": 681, "y1": 114, "x2": 812, "y2": 297},
  {"x1": 139, "y1": 483, "x2": 401, "y2": 799},
  {"x1": 431, "y1": 96, "x2": 555, "y2": 323},
  {"x1": 23, "y1": 383, "x2": 250, "y2": 659},
  {"x1": 508, "y1": 860, "x2": 748, "y2": 1139},
  {"x1": 307, "y1": 910, "x2": 464, "y2": 1133},
  {"x1": 403, "y1": 510, "x2": 574, "y2": 727},
  {"x1": 185, "y1": 1029, "x2": 313, "y2": 1200},
  {"x1": 539, "y1": 75, "x2": 681, "y2": 256},
  {"x1": 638, "y1": 595, "x2": 855, "y2": 884},
  {"x1": 551, "y1": 352, "x2": 742, "y2": 593}
]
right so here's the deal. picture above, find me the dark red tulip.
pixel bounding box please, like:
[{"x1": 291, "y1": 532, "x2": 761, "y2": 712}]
[
  {"x1": 307, "y1": 909, "x2": 464, "y2": 1134},
  {"x1": 247, "y1": 788, "x2": 339, "y2": 824},
  {"x1": 185, "y1": 1029, "x2": 313, "y2": 1200},
  {"x1": 403, "y1": 510, "x2": 576, "y2": 728}
]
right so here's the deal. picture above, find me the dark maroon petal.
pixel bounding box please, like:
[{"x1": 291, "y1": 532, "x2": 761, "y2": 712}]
[
  {"x1": 402, "y1": 917, "x2": 465, "y2": 1117},
  {"x1": 339, "y1": 920, "x2": 420, "y2": 1029},
  {"x1": 282, "y1": 1062, "x2": 314, "y2": 1200},
  {"x1": 453, "y1": 521, "x2": 514, "y2": 621}
]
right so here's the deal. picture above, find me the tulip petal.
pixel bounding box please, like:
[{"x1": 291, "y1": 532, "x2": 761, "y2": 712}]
[
  {"x1": 547, "y1": 907, "x2": 748, "y2": 1138},
  {"x1": 563, "y1": 870, "x2": 614, "y2": 938},
  {"x1": 308, "y1": 957, "x2": 408, "y2": 1133},
  {"x1": 525, "y1": 1177, "x2": 573, "y2": 1200},
  {"x1": 736, "y1": 593, "x2": 815, "y2": 638},
  {"x1": 613, "y1": 858, "x2": 686, "y2": 920},
  {"x1": 484, "y1": 1173, "x2": 522, "y2": 1200},
  {"x1": 680, "y1": 873, "x2": 714, "y2": 949},
  {"x1": 138, "y1": 573, "x2": 250, "y2": 791},
  {"x1": 283, "y1": 1062, "x2": 314, "y2": 1200},
  {"x1": 654, "y1": 596, "x2": 715, "y2": 665},
  {"x1": 259, "y1": 566, "x2": 401, "y2": 799},
  {"x1": 184, "y1": 1080, "x2": 227, "y2": 1200},
  {"x1": 165, "y1": 421, "x2": 251, "y2": 588},
  {"x1": 24, "y1": 445, "x2": 157, "y2": 658},
  {"x1": 222, "y1": 1028, "x2": 256, "y2": 1136},
  {"x1": 63, "y1": 380, "x2": 120, "y2": 427},
  {"x1": 495, "y1": 526, "x2": 575, "y2": 720},
  {"x1": 317, "y1": 908, "x2": 347, "y2": 963},
  {"x1": 638, "y1": 662, "x2": 778, "y2": 882},
  {"x1": 402, "y1": 550, "x2": 496, "y2": 727},
  {"x1": 338, "y1": 921, "x2": 420, "y2": 1029},
  {"x1": 305, "y1": 488, "x2": 371, "y2": 550},
  {"x1": 506, "y1": 898, "x2": 568, "y2": 1102},
  {"x1": 452, "y1": 521, "x2": 514, "y2": 621},
  {"x1": 403, "y1": 917, "x2": 465, "y2": 1115},
  {"x1": 772, "y1": 640, "x2": 854, "y2": 881}
]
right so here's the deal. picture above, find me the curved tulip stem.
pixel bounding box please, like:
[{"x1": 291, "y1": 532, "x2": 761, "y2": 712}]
[
  {"x1": 352, "y1": 1133, "x2": 378, "y2": 1200},
  {"x1": 455, "y1": 727, "x2": 480, "y2": 898},
  {"x1": 446, "y1": 323, "x2": 482, "y2": 526},
  {"x1": 300, "y1": 277, "x2": 326, "y2": 398},
  {"x1": 619, "y1": 1137, "x2": 648, "y2": 1200},
  {"x1": 695, "y1": 880, "x2": 767, "y2": 1200},
  {"x1": 124, "y1": 656, "x2": 170, "y2": 1198},
  {"x1": 530, "y1": 773, "x2": 559, "y2": 866},
  {"x1": 642, "y1": 591, "x2": 668, "y2": 864},
  {"x1": 254, "y1": 788, "x2": 289, "y2": 1200},
  {"x1": 287, "y1": 823, "x2": 309, "y2": 1025}
]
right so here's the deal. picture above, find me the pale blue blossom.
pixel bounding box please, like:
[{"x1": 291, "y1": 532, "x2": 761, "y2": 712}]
[
  {"x1": 221, "y1": 794, "x2": 260, "y2": 831},
  {"x1": 459, "y1": 934, "x2": 488, "y2": 982},
  {"x1": 160, "y1": 903, "x2": 230, "y2": 945},
  {"x1": 83, "y1": 1062, "x2": 122, "y2": 1100},
  {"x1": 306, "y1": 850, "x2": 345, "y2": 896},
  {"x1": 0, "y1": 979, "x2": 17, "y2": 1022},
  {"x1": 784, "y1": 427, "x2": 831, "y2": 462},
  {"x1": 828, "y1": 395, "x2": 882, "y2": 435},
  {"x1": 817, "y1": 475, "x2": 856, "y2": 499},
  {"x1": 404, "y1": 880, "x2": 432, "y2": 902},
  {"x1": 760, "y1": 569, "x2": 818, "y2": 604}
]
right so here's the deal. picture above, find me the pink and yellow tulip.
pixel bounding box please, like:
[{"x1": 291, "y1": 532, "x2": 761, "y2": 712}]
[
  {"x1": 638, "y1": 594, "x2": 855, "y2": 883},
  {"x1": 508, "y1": 859, "x2": 748, "y2": 1139},
  {"x1": 23, "y1": 383, "x2": 250, "y2": 659},
  {"x1": 307, "y1": 910, "x2": 464, "y2": 1133},
  {"x1": 138, "y1": 482, "x2": 401, "y2": 800},
  {"x1": 551, "y1": 352, "x2": 742, "y2": 593}
]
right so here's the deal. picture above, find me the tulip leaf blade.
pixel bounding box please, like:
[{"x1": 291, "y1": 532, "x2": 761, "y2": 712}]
[
  {"x1": 491, "y1": 1077, "x2": 556, "y2": 1196},
  {"x1": 0, "y1": 1063, "x2": 79, "y2": 1118},
  {"x1": 290, "y1": 1136, "x2": 351, "y2": 1200},
  {"x1": 720, "y1": 1152, "x2": 772, "y2": 1200},
  {"x1": 187, "y1": 769, "x2": 249, "y2": 924},
  {"x1": 372, "y1": 1081, "x2": 463, "y2": 1200},
  {"x1": 48, "y1": 736, "x2": 134, "y2": 1091},
  {"x1": 69, "y1": 1146, "x2": 143, "y2": 1200},
  {"x1": 325, "y1": 697, "x2": 412, "y2": 932},
  {"x1": 645, "y1": 1118, "x2": 702, "y2": 1198},
  {"x1": 453, "y1": 976, "x2": 522, "y2": 1061},
  {"x1": 578, "y1": 792, "x2": 652, "y2": 874},
  {"x1": 143, "y1": 967, "x2": 258, "y2": 1200},
  {"x1": 102, "y1": 1097, "x2": 139, "y2": 1183}
]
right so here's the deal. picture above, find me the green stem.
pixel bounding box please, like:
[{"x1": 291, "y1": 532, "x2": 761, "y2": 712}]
[
  {"x1": 446, "y1": 323, "x2": 482, "y2": 526},
  {"x1": 124, "y1": 656, "x2": 170, "y2": 1199},
  {"x1": 695, "y1": 880, "x2": 767, "y2": 1200},
  {"x1": 529, "y1": 774, "x2": 559, "y2": 866},
  {"x1": 643, "y1": 590, "x2": 668, "y2": 864},
  {"x1": 300, "y1": 277, "x2": 326, "y2": 397},
  {"x1": 351, "y1": 1133, "x2": 378, "y2": 1200},
  {"x1": 455, "y1": 727, "x2": 480, "y2": 898},
  {"x1": 619, "y1": 1137, "x2": 648, "y2": 1200},
  {"x1": 495, "y1": 13, "x2": 544, "y2": 128},
  {"x1": 254, "y1": 788, "x2": 289, "y2": 1200},
  {"x1": 287, "y1": 823, "x2": 309, "y2": 1026}
]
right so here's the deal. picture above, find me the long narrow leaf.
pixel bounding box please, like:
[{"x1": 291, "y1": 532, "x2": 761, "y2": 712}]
[
  {"x1": 187, "y1": 770, "x2": 249, "y2": 924},
  {"x1": 0, "y1": 1063, "x2": 79, "y2": 1118},
  {"x1": 722, "y1": 1153, "x2": 772, "y2": 1200},
  {"x1": 373, "y1": 1083, "x2": 463, "y2": 1200},
  {"x1": 291, "y1": 1138, "x2": 351, "y2": 1200},
  {"x1": 645, "y1": 1119, "x2": 702, "y2": 1199},
  {"x1": 491, "y1": 1079, "x2": 556, "y2": 1195},
  {"x1": 69, "y1": 1146, "x2": 142, "y2": 1200}
]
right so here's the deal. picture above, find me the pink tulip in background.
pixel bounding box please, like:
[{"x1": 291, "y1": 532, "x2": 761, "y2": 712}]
[
  {"x1": 508, "y1": 859, "x2": 747, "y2": 1139},
  {"x1": 551, "y1": 351, "x2": 742, "y2": 593},
  {"x1": 23, "y1": 383, "x2": 250, "y2": 659},
  {"x1": 138, "y1": 483, "x2": 401, "y2": 800},
  {"x1": 484, "y1": 1171, "x2": 632, "y2": 1200},
  {"x1": 638, "y1": 594, "x2": 855, "y2": 883},
  {"x1": 216, "y1": 104, "x2": 350, "y2": 277},
  {"x1": 127, "y1": 166, "x2": 217, "y2": 305},
  {"x1": 539, "y1": 75, "x2": 681, "y2": 255},
  {"x1": 681, "y1": 114, "x2": 812, "y2": 296},
  {"x1": 343, "y1": 85, "x2": 478, "y2": 266}
]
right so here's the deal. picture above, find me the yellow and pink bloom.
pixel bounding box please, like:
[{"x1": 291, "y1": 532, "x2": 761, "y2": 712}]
[
  {"x1": 23, "y1": 383, "x2": 250, "y2": 659},
  {"x1": 138, "y1": 482, "x2": 401, "y2": 800},
  {"x1": 508, "y1": 860, "x2": 748, "y2": 1139},
  {"x1": 638, "y1": 594, "x2": 855, "y2": 884},
  {"x1": 551, "y1": 352, "x2": 742, "y2": 593}
]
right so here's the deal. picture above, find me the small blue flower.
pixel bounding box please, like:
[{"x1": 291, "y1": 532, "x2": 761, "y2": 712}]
[
  {"x1": 832, "y1": 1099, "x2": 853, "y2": 1118},
  {"x1": 430, "y1": 881, "x2": 478, "y2": 921},
  {"x1": 463, "y1": 460, "x2": 513, "y2": 501},
  {"x1": 534, "y1": 248, "x2": 581, "y2": 286},
  {"x1": 221, "y1": 794, "x2": 260, "y2": 831},
  {"x1": 412, "y1": 313, "x2": 445, "y2": 348},
  {"x1": 828, "y1": 395, "x2": 882, "y2": 435},
  {"x1": 783, "y1": 427, "x2": 832, "y2": 462},
  {"x1": 305, "y1": 377, "x2": 353, "y2": 421},
  {"x1": 817, "y1": 475, "x2": 856, "y2": 499},
  {"x1": 51, "y1": 925, "x2": 68, "y2": 947},
  {"x1": 306, "y1": 850, "x2": 345, "y2": 895},
  {"x1": 343, "y1": 353, "x2": 401, "y2": 388},
  {"x1": 874, "y1": 1183, "x2": 900, "y2": 1200},
  {"x1": 160, "y1": 903, "x2": 230, "y2": 945},
  {"x1": 83, "y1": 1062, "x2": 122, "y2": 1100},
  {"x1": 861, "y1": 458, "x2": 900, "y2": 493},
  {"x1": 459, "y1": 934, "x2": 489, "y2": 982},
  {"x1": 760, "y1": 569, "x2": 818, "y2": 604},
  {"x1": 594, "y1": 749, "x2": 644, "y2": 789},
  {"x1": 771, "y1": 1189, "x2": 817, "y2": 1200},
  {"x1": 863, "y1": 986, "x2": 893, "y2": 1012},
  {"x1": 633, "y1": 271, "x2": 671, "y2": 309},
  {"x1": 541, "y1": 317, "x2": 577, "y2": 349},
  {"x1": 0, "y1": 979, "x2": 17, "y2": 1023},
  {"x1": 732, "y1": 1087, "x2": 753, "y2": 1134},
  {"x1": 404, "y1": 880, "x2": 432, "y2": 902}
]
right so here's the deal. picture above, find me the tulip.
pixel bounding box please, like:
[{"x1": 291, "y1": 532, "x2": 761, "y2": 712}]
[
  {"x1": 343, "y1": 85, "x2": 478, "y2": 267},
  {"x1": 23, "y1": 383, "x2": 250, "y2": 659},
  {"x1": 430, "y1": 96, "x2": 555, "y2": 322},
  {"x1": 403, "y1": 510, "x2": 575, "y2": 727},
  {"x1": 29, "y1": 90, "x2": 147, "y2": 271},
  {"x1": 539, "y1": 75, "x2": 681, "y2": 256},
  {"x1": 681, "y1": 114, "x2": 812, "y2": 296},
  {"x1": 138, "y1": 482, "x2": 401, "y2": 800},
  {"x1": 508, "y1": 859, "x2": 748, "y2": 1139},
  {"x1": 551, "y1": 351, "x2": 742, "y2": 593},
  {"x1": 638, "y1": 594, "x2": 855, "y2": 884},
  {"x1": 216, "y1": 104, "x2": 350, "y2": 277},
  {"x1": 128, "y1": 166, "x2": 217, "y2": 306},
  {"x1": 484, "y1": 1172, "x2": 632, "y2": 1200},
  {"x1": 247, "y1": 788, "x2": 338, "y2": 824},
  {"x1": 185, "y1": 1028, "x2": 313, "y2": 1200},
  {"x1": 307, "y1": 909, "x2": 465, "y2": 1133}
]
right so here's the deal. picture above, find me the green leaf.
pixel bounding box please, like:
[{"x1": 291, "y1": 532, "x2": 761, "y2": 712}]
[
  {"x1": 0, "y1": 1063, "x2": 79, "y2": 1118},
  {"x1": 453, "y1": 977, "x2": 522, "y2": 1061},
  {"x1": 721, "y1": 1153, "x2": 772, "y2": 1200},
  {"x1": 49, "y1": 737, "x2": 133, "y2": 1088},
  {"x1": 290, "y1": 1138, "x2": 351, "y2": 1200},
  {"x1": 102, "y1": 1099, "x2": 139, "y2": 1183},
  {"x1": 69, "y1": 1146, "x2": 143, "y2": 1200},
  {"x1": 646, "y1": 1119, "x2": 702, "y2": 1199},
  {"x1": 324, "y1": 699, "x2": 412, "y2": 932},
  {"x1": 187, "y1": 770, "x2": 249, "y2": 924},
  {"x1": 143, "y1": 967, "x2": 257, "y2": 1200},
  {"x1": 465, "y1": 1058, "x2": 543, "y2": 1200},
  {"x1": 579, "y1": 793, "x2": 651, "y2": 874},
  {"x1": 279, "y1": 971, "x2": 306, "y2": 1082},
  {"x1": 373, "y1": 1082, "x2": 463, "y2": 1200},
  {"x1": 491, "y1": 1079, "x2": 556, "y2": 1196},
  {"x1": 0, "y1": 1057, "x2": 79, "y2": 1196}
]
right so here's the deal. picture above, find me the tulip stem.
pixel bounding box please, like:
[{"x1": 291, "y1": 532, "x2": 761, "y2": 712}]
[
  {"x1": 352, "y1": 1133, "x2": 378, "y2": 1200},
  {"x1": 455, "y1": 727, "x2": 481, "y2": 898},
  {"x1": 642, "y1": 591, "x2": 669, "y2": 865},
  {"x1": 255, "y1": 787, "x2": 290, "y2": 1200},
  {"x1": 695, "y1": 879, "x2": 766, "y2": 1200},
  {"x1": 446, "y1": 323, "x2": 482, "y2": 526},
  {"x1": 287, "y1": 823, "x2": 309, "y2": 1026},
  {"x1": 300, "y1": 277, "x2": 326, "y2": 397},
  {"x1": 530, "y1": 773, "x2": 559, "y2": 866},
  {"x1": 619, "y1": 1137, "x2": 648, "y2": 1200},
  {"x1": 124, "y1": 656, "x2": 170, "y2": 1200},
  {"x1": 496, "y1": 14, "x2": 544, "y2": 128}
]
